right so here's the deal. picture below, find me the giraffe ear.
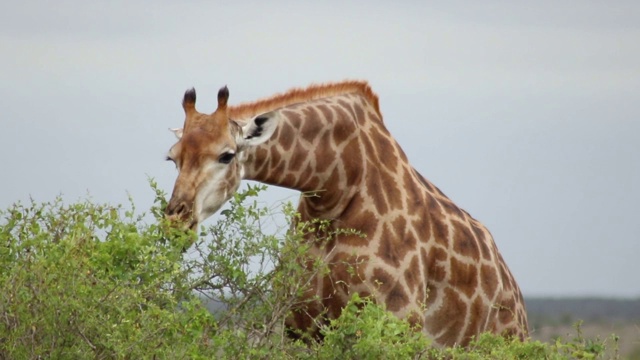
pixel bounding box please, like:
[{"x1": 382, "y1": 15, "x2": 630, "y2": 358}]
[
  {"x1": 169, "y1": 127, "x2": 184, "y2": 139},
  {"x1": 238, "y1": 111, "x2": 279, "y2": 148}
]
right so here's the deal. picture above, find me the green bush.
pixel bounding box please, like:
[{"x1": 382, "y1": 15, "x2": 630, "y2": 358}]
[
  {"x1": 0, "y1": 188, "x2": 212, "y2": 358},
  {"x1": 0, "y1": 182, "x2": 617, "y2": 359},
  {"x1": 307, "y1": 293, "x2": 431, "y2": 359}
]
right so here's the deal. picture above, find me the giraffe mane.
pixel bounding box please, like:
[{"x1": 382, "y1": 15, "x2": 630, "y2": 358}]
[{"x1": 228, "y1": 80, "x2": 381, "y2": 120}]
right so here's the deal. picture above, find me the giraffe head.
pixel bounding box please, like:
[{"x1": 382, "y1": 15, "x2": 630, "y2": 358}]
[{"x1": 164, "y1": 86, "x2": 279, "y2": 230}]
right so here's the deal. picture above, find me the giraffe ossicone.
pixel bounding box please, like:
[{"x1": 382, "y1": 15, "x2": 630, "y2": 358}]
[{"x1": 164, "y1": 80, "x2": 529, "y2": 347}]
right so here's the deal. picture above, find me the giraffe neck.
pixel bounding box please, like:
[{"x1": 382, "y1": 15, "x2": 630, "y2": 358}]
[{"x1": 240, "y1": 93, "x2": 376, "y2": 219}]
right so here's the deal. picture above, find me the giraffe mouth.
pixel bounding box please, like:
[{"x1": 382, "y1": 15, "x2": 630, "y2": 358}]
[
  {"x1": 188, "y1": 219, "x2": 198, "y2": 232},
  {"x1": 164, "y1": 213, "x2": 198, "y2": 233}
]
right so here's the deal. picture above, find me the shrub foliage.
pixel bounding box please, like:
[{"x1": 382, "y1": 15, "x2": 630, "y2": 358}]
[{"x1": 0, "y1": 183, "x2": 616, "y2": 359}]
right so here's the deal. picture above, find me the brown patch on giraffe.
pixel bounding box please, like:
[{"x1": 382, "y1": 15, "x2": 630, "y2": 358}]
[
  {"x1": 321, "y1": 105, "x2": 336, "y2": 126},
  {"x1": 403, "y1": 194, "x2": 420, "y2": 217},
  {"x1": 376, "y1": 223, "x2": 401, "y2": 267},
  {"x1": 386, "y1": 281, "x2": 410, "y2": 312},
  {"x1": 486, "y1": 305, "x2": 500, "y2": 333},
  {"x1": 359, "y1": 290, "x2": 372, "y2": 300},
  {"x1": 278, "y1": 122, "x2": 296, "y2": 151},
  {"x1": 282, "y1": 173, "x2": 297, "y2": 187},
  {"x1": 414, "y1": 170, "x2": 436, "y2": 193},
  {"x1": 343, "y1": 210, "x2": 376, "y2": 247},
  {"x1": 433, "y1": 184, "x2": 448, "y2": 198},
  {"x1": 316, "y1": 103, "x2": 334, "y2": 122},
  {"x1": 370, "y1": 266, "x2": 411, "y2": 313},
  {"x1": 343, "y1": 232, "x2": 371, "y2": 248},
  {"x1": 516, "y1": 287, "x2": 527, "y2": 317},
  {"x1": 332, "y1": 253, "x2": 369, "y2": 286},
  {"x1": 269, "y1": 121, "x2": 282, "y2": 141},
  {"x1": 369, "y1": 125, "x2": 398, "y2": 172},
  {"x1": 300, "y1": 175, "x2": 321, "y2": 191},
  {"x1": 300, "y1": 107, "x2": 324, "y2": 144},
  {"x1": 394, "y1": 146, "x2": 410, "y2": 163},
  {"x1": 427, "y1": 195, "x2": 440, "y2": 214},
  {"x1": 269, "y1": 145, "x2": 283, "y2": 170},
  {"x1": 409, "y1": 217, "x2": 423, "y2": 237},
  {"x1": 361, "y1": 136, "x2": 377, "y2": 162},
  {"x1": 478, "y1": 241, "x2": 493, "y2": 262},
  {"x1": 480, "y1": 264, "x2": 499, "y2": 299},
  {"x1": 406, "y1": 311, "x2": 423, "y2": 330},
  {"x1": 352, "y1": 99, "x2": 366, "y2": 125},
  {"x1": 517, "y1": 309, "x2": 529, "y2": 336},
  {"x1": 322, "y1": 170, "x2": 342, "y2": 207},
  {"x1": 411, "y1": 213, "x2": 432, "y2": 244},
  {"x1": 301, "y1": 162, "x2": 316, "y2": 178},
  {"x1": 405, "y1": 178, "x2": 431, "y2": 219},
  {"x1": 281, "y1": 109, "x2": 302, "y2": 128},
  {"x1": 499, "y1": 264, "x2": 512, "y2": 292},
  {"x1": 379, "y1": 167, "x2": 403, "y2": 211},
  {"x1": 372, "y1": 268, "x2": 394, "y2": 293},
  {"x1": 404, "y1": 255, "x2": 420, "y2": 294},
  {"x1": 466, "y1": 295, "x2": 489, "y2": 339},
  {"x1": 336, "y1": 98, "x2": 354, "y2": 112},
  {"x1": 431, "y1": 287, "x2": 467, "y2": 346},
  {"x1": 452, "y1": 220, "x2": 481, "y2": 261},
  {"x1": 404, "y1": 177, "x2": 421, "y2": 213},
  {"x1": 229, "y1": 80, "x2": 381, "y2": 121},
  {"x1": 391, "y1": 222, "x2": 417, "y2": 266},
  {"x1": 497, "y1": 296, "x2": 517, "y2": 324},
  {"x1": 449, "y1": 257, "x2": 479, "y2": 299},
  {"x1": 365, "y1": 165, "x2": 389, "y2": 215},
  {"x1": 430, "y1": 213, "x2": 450, "y2": 247},
  {"x1": 342, "y1": 137, "x2": 363, "y2": 187},
  {"x1": 322, "y1": 276, "x2": 347, "y2": 318},
  {"x1": 333, "y1": 106, "x2": 356, "y2": 143},
  {"x1": 285, "y1": 274, "x2": 324, "y2": 337},
  {"x1": 423, "y1": 246, "x2": 448, "y2": 283},
  {"x1": 424, "y1": 283, "x2": 439, "y2": 309},
  {"x1": 415, "y1": 278, "x2": 427, "y2": 306},
  {"x1": 480, "y1": 242, "x2": 493, "y2": 261},
  {"x1": 439, "y1": 199, "x2": 465, "y2": 219},
  {"x1": 287, "y1": 307, "x2": 318, "y2": 338},
  {"x1": 509, "y1": 274, "x2": 519, "y2": 295},
  {"x1": 289, "y1": 145, "x2": 309, "y2": 173},
  {"x1": 314, "y1": 141, "x2": 337, "y2": 174},
  {"x1": 470, "y1": 221, "x2": 492, "y2": 260},
  {"x1": 323, "y1": 233, "x2": 337, "y2": 253},
  {"x1": 391, "y1": 216, "x2": 407, "y2": 237},
  {"x1": 251, "y1": 147, "x2": 270, "y2": 177},
  {"x1": 271, "y1": 159, "x2": 287, "y2": 182}
]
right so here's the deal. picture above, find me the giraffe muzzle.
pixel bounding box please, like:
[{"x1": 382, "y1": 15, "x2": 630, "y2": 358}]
[{"x1": 165, "y1": 200, "x2": 196, "y2": 230}]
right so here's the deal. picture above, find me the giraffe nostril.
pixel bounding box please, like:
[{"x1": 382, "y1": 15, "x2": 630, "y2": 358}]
[
  {"x1": 166, "y1": 201, "x2": 188, "y2": 217},
  {"x1": 176, "y1": 202, "x2": 187, "y2": 215}
]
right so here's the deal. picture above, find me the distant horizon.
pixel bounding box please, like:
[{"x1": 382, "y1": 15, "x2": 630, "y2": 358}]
[{"x1": 523, "y1": 294, "x2": 640, "y2": 300}]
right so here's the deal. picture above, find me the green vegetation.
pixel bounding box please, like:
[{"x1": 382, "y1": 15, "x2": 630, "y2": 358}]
[{"x1": 0, "y1": 182, "x2": 619, "y2": 359}]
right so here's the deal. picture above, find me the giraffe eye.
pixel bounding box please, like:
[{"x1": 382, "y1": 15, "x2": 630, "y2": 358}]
[{"x1": 218, "y1": 152, "x2": 236, "y2": 164}]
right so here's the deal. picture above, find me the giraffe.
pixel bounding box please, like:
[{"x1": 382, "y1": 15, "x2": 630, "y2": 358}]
[{"x1": 164, "y1": 80, "x2": 529, "y2": 347}]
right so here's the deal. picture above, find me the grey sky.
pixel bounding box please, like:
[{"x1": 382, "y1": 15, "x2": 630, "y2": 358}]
[{"x1": 1, "y1": 1, "x2": 638, "y2": 297}]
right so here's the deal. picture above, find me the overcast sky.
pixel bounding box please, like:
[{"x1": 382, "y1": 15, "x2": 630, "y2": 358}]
[{"x1": 1, "y1": 1, "x2": 638, "y2": 298}]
